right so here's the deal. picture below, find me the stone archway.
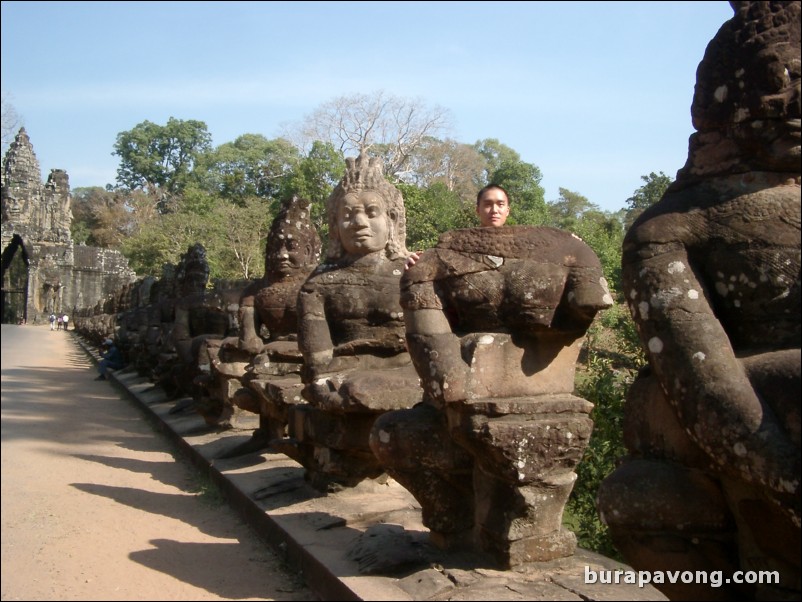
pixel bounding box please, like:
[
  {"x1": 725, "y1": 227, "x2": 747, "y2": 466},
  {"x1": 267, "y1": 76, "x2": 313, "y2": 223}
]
[
  {"x1": 1, "y1": 234, "x2": 30, "y2": 323},
  {"x1": 1, "y1": 128, "x2": 136, "y2": 324}
]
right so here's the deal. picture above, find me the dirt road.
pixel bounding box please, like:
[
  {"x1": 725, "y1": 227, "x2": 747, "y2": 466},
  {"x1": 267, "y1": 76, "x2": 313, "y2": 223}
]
[{"x1": 0, "y1": 324, "x2": 313, "y2": 601}]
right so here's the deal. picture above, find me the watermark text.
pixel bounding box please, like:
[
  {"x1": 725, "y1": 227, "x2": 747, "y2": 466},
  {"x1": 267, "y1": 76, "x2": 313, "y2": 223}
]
[{"x1": 583, "y1": 566, "x2": 779, "y2": 589}]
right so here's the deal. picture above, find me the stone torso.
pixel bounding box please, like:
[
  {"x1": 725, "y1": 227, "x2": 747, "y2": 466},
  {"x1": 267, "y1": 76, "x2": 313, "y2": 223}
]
[{"x1": 303, "y1": 256, "x2": 407, "y2": 349}]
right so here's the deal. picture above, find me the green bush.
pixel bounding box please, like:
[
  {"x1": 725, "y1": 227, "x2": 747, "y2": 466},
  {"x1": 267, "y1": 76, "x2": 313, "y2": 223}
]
[{"x1": 565, "y1": 304, "x2": 645, "y2": 559}]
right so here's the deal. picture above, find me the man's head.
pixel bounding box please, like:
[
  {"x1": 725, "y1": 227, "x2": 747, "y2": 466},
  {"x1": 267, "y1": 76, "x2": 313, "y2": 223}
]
[{"x1": 476, "y1": 184, "x2": 510, "y2": 227}]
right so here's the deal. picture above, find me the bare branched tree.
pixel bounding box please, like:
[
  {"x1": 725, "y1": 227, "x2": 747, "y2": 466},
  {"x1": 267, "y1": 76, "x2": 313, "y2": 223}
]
[
  {"x1": 1, "y1": 91, "x2": 23, "y2": 153},
  {"x1": 286, "y1": 90, "x2": 452, "y2": 179}
]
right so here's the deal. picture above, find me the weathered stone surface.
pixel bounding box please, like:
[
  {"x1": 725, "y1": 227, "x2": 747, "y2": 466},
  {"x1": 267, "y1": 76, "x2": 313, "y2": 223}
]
[
  {"x1": 203, "y1": 195, "x2": 322, "y2": 455},
  {"x1": 597, "y1": 2, "x2": 801, "y2": 600},
  {"x1": 283, "y1": 154, "x2": 423, "y2": 491},
  {"x1": 372, "y1": 225, "x2": 613, "y2": 567}
]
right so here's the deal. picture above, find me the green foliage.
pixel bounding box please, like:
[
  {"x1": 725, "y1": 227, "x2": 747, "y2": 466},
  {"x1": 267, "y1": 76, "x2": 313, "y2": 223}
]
[
  {"x1": 548, "y1": 188, "x2": 598, "y2": 230},
  {"x1": 112, "y1": 117, "x2": 212, "y2": 207},
  {"x1": 198, "y1": 134, "x2": 301, "y2": 204},
  {"x1": 566, "y1": 304, "x2": 645, "y2": 559},
  {"x1": 71, "y1": 186, "x2": 140, "y2": 248},
  {"x1": 120, "y1": 198, "x2": 273, "y2": 281},
  {"x1": 281, "y1": 141, "x2": 344, "y2": 243},
  {"x1": 206, "y1": 197, "x2": 273, "y2": 280},
  {"x1": 545, "y1": 188, "x2": 626, "y2": 296},
  {"x1": 624, "y1": 171, "x2": 672, "y2": 228},
  {"x1": 400, "y1": 181, "x2": 475, "y2": 251},
  {"x1": 571, "y1": 212, "x2": 626, "y2": 297},
  {"x1": 120, "y1": 212, "x2": 207, "y2": 277}
]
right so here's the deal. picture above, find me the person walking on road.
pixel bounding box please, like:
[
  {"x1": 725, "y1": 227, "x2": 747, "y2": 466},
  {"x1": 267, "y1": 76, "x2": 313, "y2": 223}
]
[
  {"x1": 49, "y1": 313, "x2": 56, "y2": 331},
  {"x1": 62, "y1": 314, "x2": 70, "y2": 331}
]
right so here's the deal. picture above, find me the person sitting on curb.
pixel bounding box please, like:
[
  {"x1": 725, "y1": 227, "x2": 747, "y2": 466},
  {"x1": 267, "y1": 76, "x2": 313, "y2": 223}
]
[{"x1": 96, "y1": 338, "x2": 124, "y2": 381}]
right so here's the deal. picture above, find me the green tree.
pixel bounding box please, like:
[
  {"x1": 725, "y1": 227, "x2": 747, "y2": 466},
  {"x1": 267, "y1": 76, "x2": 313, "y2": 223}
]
[
  {"x1": 548, "y1": 188, "x2": 599, "y2": 230},
  {"x1": 112, "y1": 117, "x2": 212, "y2": 211},
  {"x1": 120, "y1": 212, "x2": 209, "y2": 277},
  {"x1": 206, "y1": 197, "x2": 273, "y2": 280},
  {"x1": 71, "y1": 186, "x2": 139, "y2": 248},
  {"x1": 624, "y1": 171, "x2": 672, "y2": 228},
  {"x1": 404, "y1": 137, "x2": 486, "y2": 206},
  {"x1": 400, "y1": 181, "x2": 475, "y2": 251},
  {"x1": 198, "y1": 134, "x2": 301, "y2": 204},
  {"x1": 545, "y1": 188, "x2": 624, "y2": 295},
  {"x1": 572, "y1": 211, "x2": 626, "y2": 297},
  {"x1": 281, "y1": 141, "x2": 344, "y2": 243}
]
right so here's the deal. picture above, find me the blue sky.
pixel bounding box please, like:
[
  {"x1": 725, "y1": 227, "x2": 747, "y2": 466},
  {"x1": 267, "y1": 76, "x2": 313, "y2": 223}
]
[{"x1": 1, "y1": 1, "x2": 735, "y2": 213}]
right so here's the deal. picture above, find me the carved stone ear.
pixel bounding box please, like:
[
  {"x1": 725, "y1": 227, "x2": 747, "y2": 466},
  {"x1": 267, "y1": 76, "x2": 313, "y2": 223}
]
[{"x1": 388, "y1": 210, "x2": 398, "y2": 223}]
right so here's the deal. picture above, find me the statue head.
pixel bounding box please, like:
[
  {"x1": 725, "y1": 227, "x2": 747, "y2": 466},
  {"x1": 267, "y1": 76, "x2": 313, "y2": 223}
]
[
  {"x1": 325, "y1": 154, "x2": 408, "y2": 262},
  {"x1": 265, "y1": 195, "x2": 322, "y2": 279},
  {"x1": 176, "y1": 243, "x2": 209, "y2": 296}
]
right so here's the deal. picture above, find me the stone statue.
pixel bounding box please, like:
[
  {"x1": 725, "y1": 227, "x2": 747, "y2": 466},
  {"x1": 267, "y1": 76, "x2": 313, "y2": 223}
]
[
  {"x1": 160, "y1": 243, "x2": 232, "y2": 402},
  {"x1": 597, "y1": 2, "x2": 800, "y2": 600},
  {"x1": 370, "y1": 226, "x2": 613, "y2": 567},
  {"x1": 203, "y1": 195, "x2": 321, "y2": 454},
  {"x1": 275, "y1": 154, "x2": 423, "y2": 491}
]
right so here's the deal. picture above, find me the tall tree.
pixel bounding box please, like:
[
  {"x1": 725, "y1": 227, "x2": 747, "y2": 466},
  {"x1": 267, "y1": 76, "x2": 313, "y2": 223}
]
[
  {"x1": 70, "y1": 186, "x2": 156, "y2": 249},
  {"x1": 624, "y1": 171, "x2": 672, "y2": 228},
  {"x1": 400, "y1": 181, "x2": 475, "y2": 252},
  {"x1": 404, "y1": 137, "x2": 487, "y2": 205},
  {"x1": 112, "y1": 117, "x2": 212, "y2": 211},
  {"x1": 197, "y1": 134, "x2": 301, "y2": 204},
  {"x1": 548, "y1": 188, "x2": 599, "y2": 230},
  {"x1": 288, "y1": 90, "x2": 452, "y2": 179},
  {"x1": 208, "y1": 197, "x2": 273, "y2": 280},
  {"x1": 280, "y1": 141, "x2": 344, "y2": 241},
  {"x1": 474, "y1": 139, "x2": 523, "y2": 184}
]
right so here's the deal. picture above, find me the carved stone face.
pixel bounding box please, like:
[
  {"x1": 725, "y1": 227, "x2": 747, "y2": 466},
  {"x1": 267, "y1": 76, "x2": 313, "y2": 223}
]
[
  {"x1": 266, "y1": 232, "x2": 309, "y2": 277},
  {"x1": 337, "y1": 190, "x2": 390, "y2": 256}
]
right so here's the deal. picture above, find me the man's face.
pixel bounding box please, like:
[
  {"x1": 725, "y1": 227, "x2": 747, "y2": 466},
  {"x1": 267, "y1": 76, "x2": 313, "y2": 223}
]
[
  {"x1": 337, "y1": 190, "x2": 390, "y2": 256},
  {"x1": 476, "y1": 188, "x2": 510, "y2": 227}
]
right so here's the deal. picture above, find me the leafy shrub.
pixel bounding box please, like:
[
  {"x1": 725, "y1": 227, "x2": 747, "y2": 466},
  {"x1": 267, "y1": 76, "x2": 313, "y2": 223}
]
[{"x1": 565, "y1": 304, "x2": 645, "y2": 559}]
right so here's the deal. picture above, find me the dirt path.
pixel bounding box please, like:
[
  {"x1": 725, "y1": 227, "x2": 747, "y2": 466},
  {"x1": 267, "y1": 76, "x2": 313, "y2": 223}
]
[{"x1": 0, "y1": 324, "x2": 314, "y2": 601}]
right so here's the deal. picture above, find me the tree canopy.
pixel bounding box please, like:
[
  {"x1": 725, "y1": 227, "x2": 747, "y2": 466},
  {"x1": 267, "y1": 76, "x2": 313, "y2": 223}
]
[{"x1": 67, "y1": 92, "x2": 674, "y2": 286}]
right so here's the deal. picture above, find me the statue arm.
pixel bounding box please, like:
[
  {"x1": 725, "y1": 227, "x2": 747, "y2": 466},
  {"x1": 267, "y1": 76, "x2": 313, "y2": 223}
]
[
  {"x1": 405, "y1": 304, "x2": 470, "y2": 405},
  {"x1": 626, "y1": 246, "x2": 799, "y2": 497},
  {"x1": 297, "y1": 286, "x2": 334, "y2": 380},
  {"x1": 171, "y1": 305, "x2": 193, "y2": 363},
  {"x1": 238, "y1": 303, "x2": 263, "y2": 354}
]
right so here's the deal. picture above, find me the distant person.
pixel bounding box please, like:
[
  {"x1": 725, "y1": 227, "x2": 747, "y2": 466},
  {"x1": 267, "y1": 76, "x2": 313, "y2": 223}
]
[
  {"x1": 96, "y1": 338, "x2": 124, "y2": 381},
  {"x1": 405, "y1": 184, "x2": 511, "y2": 269},
  {"x1": 62, "y1": 314, "x2": 69, "y2": 331},
  {"x1": 49, "y1": 313, "x2": 56, "y2": 331},
  {"x1": 56, "y1": 315, "x2": 63, "y2": 331}
]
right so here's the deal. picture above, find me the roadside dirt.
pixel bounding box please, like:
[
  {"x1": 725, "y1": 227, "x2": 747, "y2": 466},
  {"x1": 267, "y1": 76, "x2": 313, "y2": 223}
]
[{"x1": 0, "y1": 324, "x2": 314, "y2": 601}]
